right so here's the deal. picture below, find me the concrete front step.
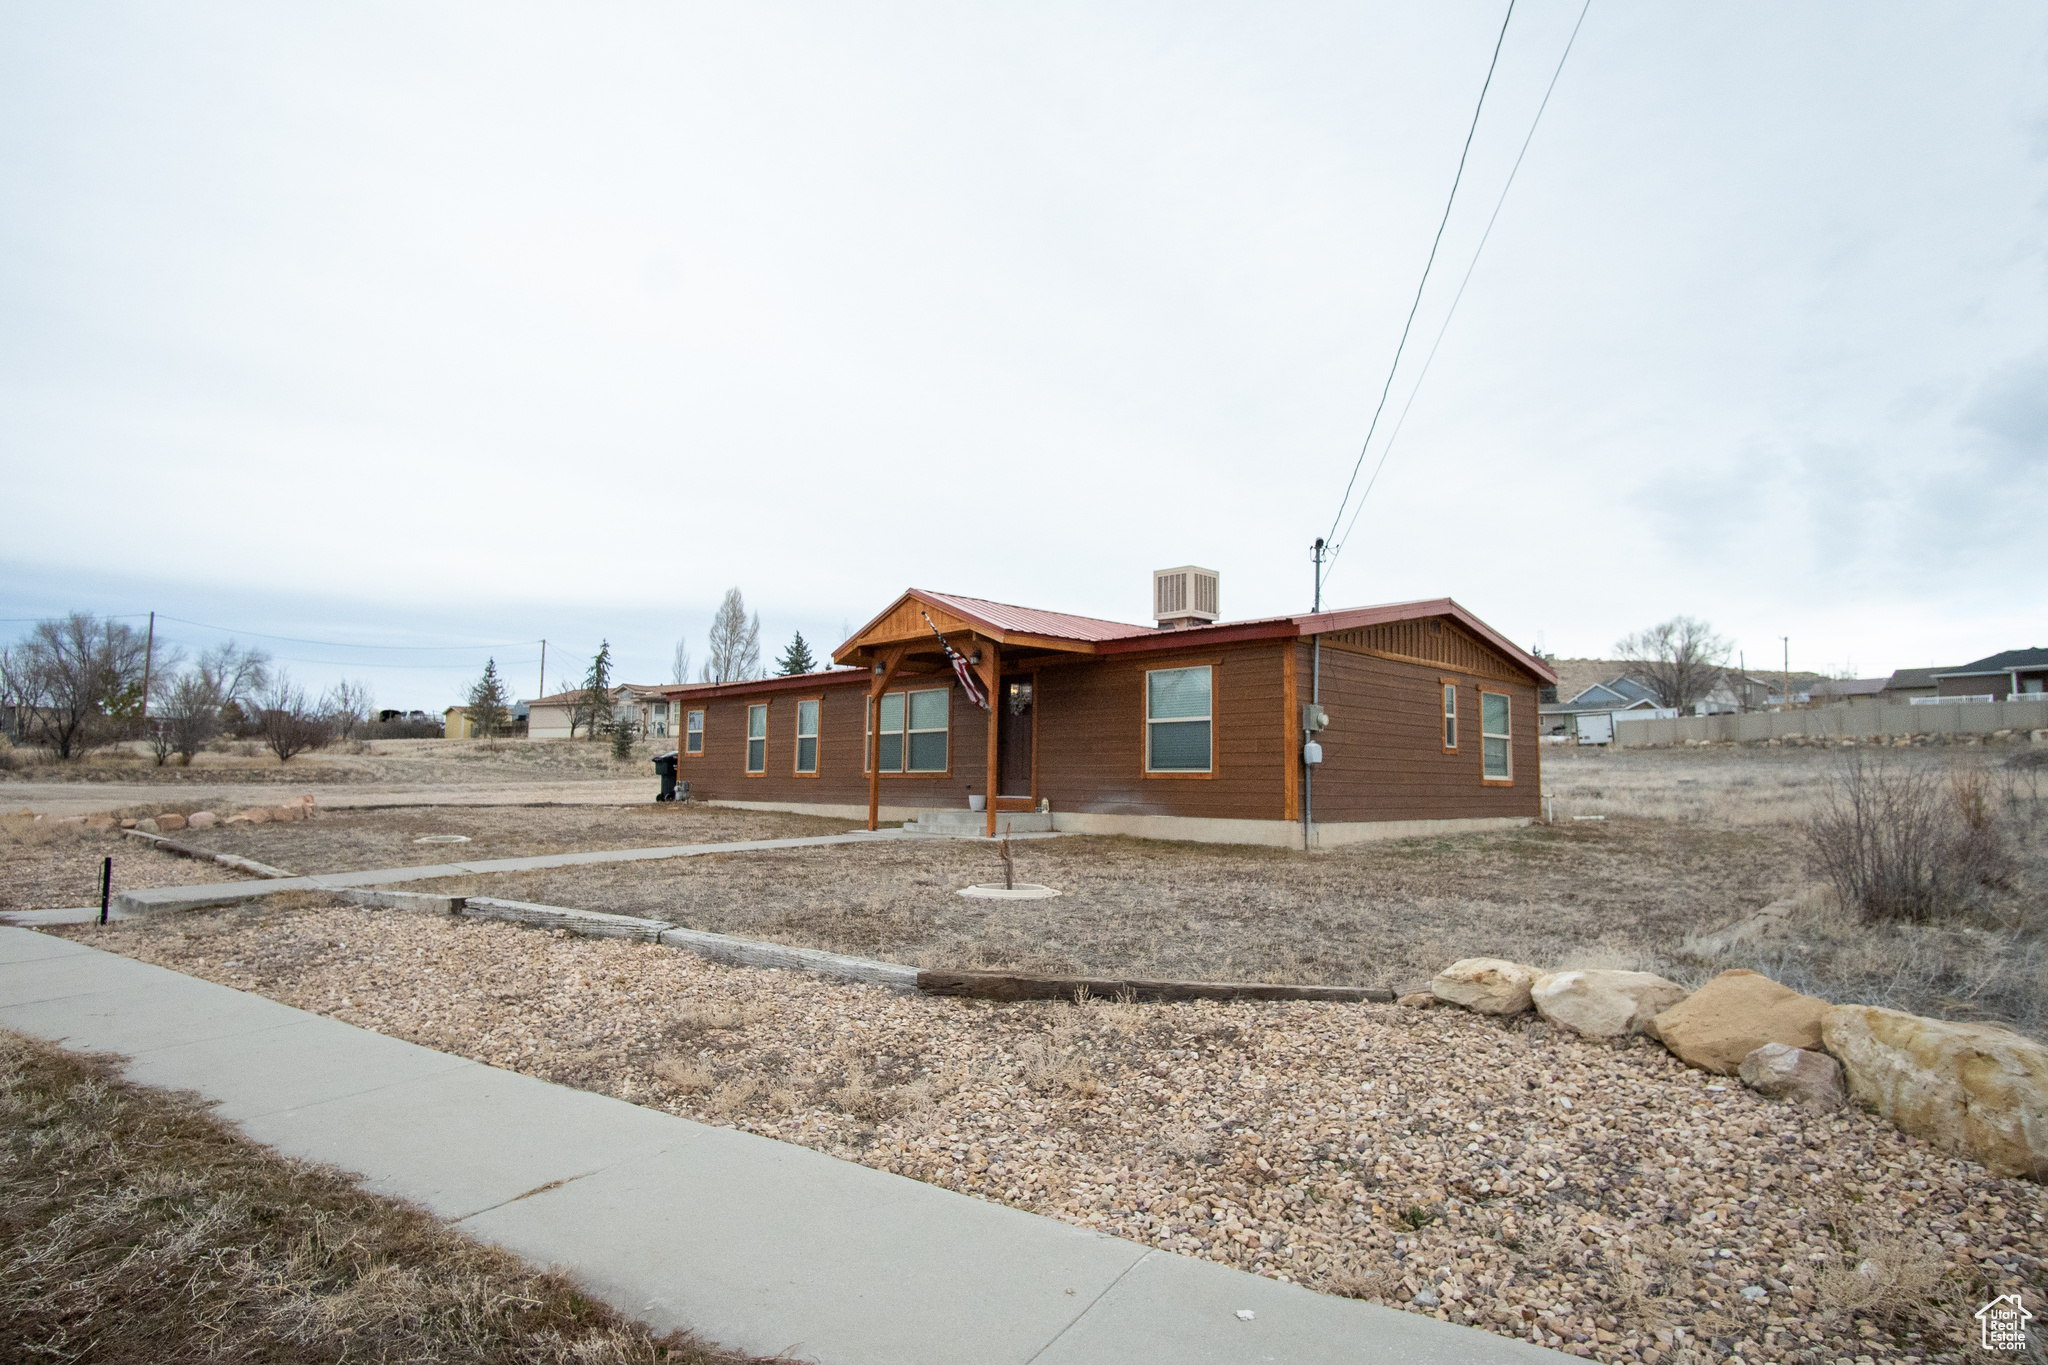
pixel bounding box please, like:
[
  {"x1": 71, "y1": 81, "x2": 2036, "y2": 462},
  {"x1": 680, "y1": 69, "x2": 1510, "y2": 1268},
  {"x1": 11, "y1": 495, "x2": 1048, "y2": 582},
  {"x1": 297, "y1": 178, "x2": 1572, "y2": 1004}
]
[{"x1": 907, "y1": 809, "x2": 1054, "y2": 836}]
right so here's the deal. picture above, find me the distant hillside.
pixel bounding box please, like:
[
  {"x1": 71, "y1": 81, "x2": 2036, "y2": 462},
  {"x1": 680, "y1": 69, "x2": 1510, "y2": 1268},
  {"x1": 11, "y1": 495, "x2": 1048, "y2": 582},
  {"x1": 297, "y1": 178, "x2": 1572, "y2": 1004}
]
[{"x1": 1545, "y1": 658, "x2": 1832, "y2": 702}]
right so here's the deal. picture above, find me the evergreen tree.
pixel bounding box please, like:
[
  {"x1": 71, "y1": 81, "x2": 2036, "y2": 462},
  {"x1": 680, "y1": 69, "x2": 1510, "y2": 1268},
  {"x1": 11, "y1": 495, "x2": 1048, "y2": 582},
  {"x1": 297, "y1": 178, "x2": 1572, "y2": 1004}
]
[
  {"x1": 466, "y1": 658, "x2": 511, "y2": 740},
  {"x1": 776, "y1": 631, "x2": 817, "y2": 676},
  {"x1": 610, "y1": 710, "x2": 635, "y2": 760},
  {"x1": 581, "y1": 641, "x2": 612, "y2": 742}
]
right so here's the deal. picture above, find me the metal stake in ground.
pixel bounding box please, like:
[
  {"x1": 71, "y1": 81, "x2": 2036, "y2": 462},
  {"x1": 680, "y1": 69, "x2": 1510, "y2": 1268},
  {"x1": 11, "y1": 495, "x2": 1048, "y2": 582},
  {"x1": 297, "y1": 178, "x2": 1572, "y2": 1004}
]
[
  {"x1": 997, "y1": 837, "x2": 1013, "y2": 890},
  {"x1": 98, "y1": 856, "x2": 111, "y2": 926}
]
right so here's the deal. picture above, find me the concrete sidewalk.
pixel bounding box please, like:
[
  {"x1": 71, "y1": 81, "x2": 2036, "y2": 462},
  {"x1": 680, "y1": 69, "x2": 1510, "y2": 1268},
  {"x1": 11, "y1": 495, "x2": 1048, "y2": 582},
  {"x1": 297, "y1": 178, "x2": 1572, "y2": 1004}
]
[
  {"x1": 0, "y1": 926, "x2": 1561, "y2": 1364},
  {"x1": 110, "y1": 828, "x2": 1063, "y2": 917},
  {"x1": 0, "y1": 779, "x2": 662, "y2": 820}
]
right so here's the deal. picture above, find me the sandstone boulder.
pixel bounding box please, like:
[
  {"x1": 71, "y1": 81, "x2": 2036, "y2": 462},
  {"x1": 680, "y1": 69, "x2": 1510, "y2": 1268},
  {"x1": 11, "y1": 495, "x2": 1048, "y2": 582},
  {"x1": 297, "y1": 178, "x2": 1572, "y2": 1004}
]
[
  {"x1": 1431, "y1": 958, "x2": 1539, "y2": 1015},
  {"x1": 134, "y1": 818, "x2": 159, "y2": 833},
  {"x1": 241, "y1": 807, "x2": 272, "y2": 823},
  {"x1": 155, "y1": 812, "x2": 187, "y2": 831},
  {"x1": 1650, "y1": 969, "x2": 1829, "y2": 1074},
  {"x1": 270, "y1": 806, "x2": 302, "y2": 822},
  {"x1": 1532, "y1": 969, "x2": 1690, "y2": 1039},
  {"x1": 186, "y1": 811, "x2": 218, "y2": 829},
  {"x1": 1738, "y1": 1043, "x2": 1844, "y2": 1109},
  {"x1": 1397, "y1": 992, "x2": 1437, "y2": 1009},
  {"x1": 1823, "y1": 1005, "x2": 2048, "y2": 1180},
  {"x1": 83, "y1": 815, "x2": 114, "y2": 829}
]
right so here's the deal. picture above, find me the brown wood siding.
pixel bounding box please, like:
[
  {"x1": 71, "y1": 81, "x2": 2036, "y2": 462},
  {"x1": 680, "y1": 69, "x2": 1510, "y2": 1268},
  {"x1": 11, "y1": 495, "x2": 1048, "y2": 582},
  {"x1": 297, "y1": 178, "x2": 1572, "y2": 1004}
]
[
  {"x1": 680, "y1": 678, "x2": 988, "y2": 808},
  {"x1": 1033, "y1": 643, "x2": 1288, "y2": 820},
  {"x1": 1301, "y1": 641, "x2": 1541, "y2": 823}
]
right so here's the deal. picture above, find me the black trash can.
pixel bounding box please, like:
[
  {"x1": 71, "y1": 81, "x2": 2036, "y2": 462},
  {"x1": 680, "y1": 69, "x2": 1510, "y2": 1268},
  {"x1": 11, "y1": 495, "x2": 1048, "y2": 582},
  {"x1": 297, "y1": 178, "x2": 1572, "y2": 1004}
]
[{"x1": 652, "y1": 751, "x2": 679, "y2": 802}]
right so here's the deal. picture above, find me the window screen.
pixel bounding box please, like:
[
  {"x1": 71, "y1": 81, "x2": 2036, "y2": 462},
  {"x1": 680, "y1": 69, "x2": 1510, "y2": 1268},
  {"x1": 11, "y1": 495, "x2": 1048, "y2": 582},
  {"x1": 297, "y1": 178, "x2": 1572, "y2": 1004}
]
[
  {"x1": 1481, "y1": 692, "x2": 1510, "y2": 779},
  {"x1": 795, "y1": 699, "x2": 819, "y2": 773},
  {"x1": 685, "y1": 709, "x2": 703, "y2": 755},
  {"x1": 1443, "y1": 684, "x2": 1457, "y2": 750},
  {"x1": 906, "y1": 689, "x2": 948, "y2": 772},
  {"x1": 746, "y1": 703, "x2": 767, "y2": 774},
  {"x1": 1146, "y1": 666, "x2": 1212, "y2": 772}
]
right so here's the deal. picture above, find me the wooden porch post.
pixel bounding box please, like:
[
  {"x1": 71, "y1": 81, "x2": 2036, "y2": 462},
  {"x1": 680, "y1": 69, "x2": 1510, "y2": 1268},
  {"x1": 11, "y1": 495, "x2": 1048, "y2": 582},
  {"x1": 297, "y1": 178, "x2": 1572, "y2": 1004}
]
[
  {"x1": 980, "y1": 641, "x2": 1001, "y2": 838},
  {"x1": 867, "y1": 645, "x2": 908, "y2": 832}
]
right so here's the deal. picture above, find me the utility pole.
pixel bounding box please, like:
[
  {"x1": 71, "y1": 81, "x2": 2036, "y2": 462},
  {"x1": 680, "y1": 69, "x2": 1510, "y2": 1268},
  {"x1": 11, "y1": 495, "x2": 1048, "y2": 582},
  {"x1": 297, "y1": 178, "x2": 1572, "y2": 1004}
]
[
  {"x1": 1305, "y1": 537, "x2": 1328, "y2": 851},
  {"x1": 1782, "y1": 637, "x2": 1790, "y2": 711},
  {"x1": 538, "y1": 640, "x2": 546, "y2": 702},
  {"x1": 1311, "y1": 538, "x2": 1327, "y2": 613},
  {"x1": 139, "y1": 610, "x2": 156, "y2": 725}
]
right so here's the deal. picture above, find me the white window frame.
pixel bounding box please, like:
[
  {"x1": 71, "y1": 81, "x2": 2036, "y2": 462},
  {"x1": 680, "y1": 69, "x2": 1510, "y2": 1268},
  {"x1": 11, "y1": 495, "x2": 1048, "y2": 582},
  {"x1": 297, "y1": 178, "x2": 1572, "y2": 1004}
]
[
  {"x1": 1144, "y1": 664, "x2": 1213, "y2": 775},
  {"x1": 1442, "y1": 682, "x2": 1458, "y2": 751},
  {"x1": 1480, "y1": 689, "x2": 1512, "y2": 782},
  {"x1": 794, "y1": 698, "x2": 820, "y2": 775},
  {"x1": 685, "y1": 708, "x2": 703, "y2": 755},
  {"x1": 745, "y1": 703, "x2": 768, "y2": 775}
]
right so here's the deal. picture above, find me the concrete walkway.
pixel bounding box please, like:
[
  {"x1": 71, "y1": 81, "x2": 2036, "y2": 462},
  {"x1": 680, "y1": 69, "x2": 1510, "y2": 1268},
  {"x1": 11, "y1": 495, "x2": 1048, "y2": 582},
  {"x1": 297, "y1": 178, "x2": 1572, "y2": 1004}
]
[
  {"x1": 110, "y1": 828, "x2": 1063, "y2": 916},
  {"x1": 1, "y1": 927, "x2": 1561, "y2": 1364}
]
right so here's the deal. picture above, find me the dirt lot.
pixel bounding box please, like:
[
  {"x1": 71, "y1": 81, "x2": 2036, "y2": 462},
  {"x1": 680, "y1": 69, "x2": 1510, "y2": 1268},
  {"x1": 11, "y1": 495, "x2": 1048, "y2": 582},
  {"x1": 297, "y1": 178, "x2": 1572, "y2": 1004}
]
[
  {"x1": 0, "y1": 735, "x2": 668, "y2": 787},
  {"x1": 57, "y1": 900, "x2": 2044, "y2": 1365},
  {"x1": 162, "y1": 803, "x2": 861, "y2": 876}
]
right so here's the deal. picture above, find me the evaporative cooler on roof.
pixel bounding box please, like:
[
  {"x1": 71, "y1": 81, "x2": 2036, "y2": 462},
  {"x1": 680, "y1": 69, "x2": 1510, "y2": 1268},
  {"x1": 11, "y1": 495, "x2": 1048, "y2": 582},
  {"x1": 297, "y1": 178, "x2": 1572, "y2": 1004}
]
[{"x1": 1153, "y1": 566, "x2": 1220, "y2": 629}]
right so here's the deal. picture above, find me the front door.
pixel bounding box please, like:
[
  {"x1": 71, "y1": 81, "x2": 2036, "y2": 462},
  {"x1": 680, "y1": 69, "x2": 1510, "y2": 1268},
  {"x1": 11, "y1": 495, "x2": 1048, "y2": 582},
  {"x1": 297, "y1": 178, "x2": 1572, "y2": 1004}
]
[{"x1": 998, "y1": 675, "x2": 1034, "y2": 799}]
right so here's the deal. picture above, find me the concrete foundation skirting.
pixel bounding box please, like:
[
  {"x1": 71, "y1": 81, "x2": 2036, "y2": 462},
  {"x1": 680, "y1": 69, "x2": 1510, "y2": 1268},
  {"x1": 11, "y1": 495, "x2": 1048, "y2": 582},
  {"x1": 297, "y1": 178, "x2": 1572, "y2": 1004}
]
[
  {"x1": 701, "y1": 798, "x2": 926, "y2": 823},
  {"x1": 1046, "y1": 811, "x2": 1532, "y2": 849}
]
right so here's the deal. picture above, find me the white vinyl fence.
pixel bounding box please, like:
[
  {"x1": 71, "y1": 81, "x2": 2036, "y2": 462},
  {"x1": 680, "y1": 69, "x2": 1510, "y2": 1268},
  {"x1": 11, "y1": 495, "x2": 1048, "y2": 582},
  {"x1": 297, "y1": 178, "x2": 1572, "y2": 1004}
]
[{"x1": 1613, "y1": 697, "x2": 2048, "y2": 748}]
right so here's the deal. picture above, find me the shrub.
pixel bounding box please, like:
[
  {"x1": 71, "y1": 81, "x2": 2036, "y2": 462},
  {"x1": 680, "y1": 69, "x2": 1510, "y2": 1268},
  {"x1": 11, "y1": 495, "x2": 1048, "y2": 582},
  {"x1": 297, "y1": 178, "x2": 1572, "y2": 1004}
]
[{"x1": 1806, "y1": 755, "x2": 2013, "y2": 924}]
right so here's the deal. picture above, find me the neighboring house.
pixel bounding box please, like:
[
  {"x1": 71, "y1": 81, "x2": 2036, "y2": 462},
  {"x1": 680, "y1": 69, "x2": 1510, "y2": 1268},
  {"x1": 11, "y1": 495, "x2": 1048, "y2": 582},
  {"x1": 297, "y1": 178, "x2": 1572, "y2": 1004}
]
[
  {"x1": 659, "y1": 572, "x2": 1556, "y2": 849},
  {"x1": 525, "y1": 684, "x2": 670, "y2": 740},
  {"x1": 1538, "y1": 675, "x2": 1673, "y2": 742},
  {"x1": 1933, "y1": 649, "x2": 2048, "y2": 702},
  {"x1": 1877, "y1": 667, "x2": 1948, "y2": 706},
  {"x1": 1808, "y1": 677, "x2": 1889, "y2": 705},
  {"x1": 443, "y1": 705, "x2": 475, "y2": 739}
]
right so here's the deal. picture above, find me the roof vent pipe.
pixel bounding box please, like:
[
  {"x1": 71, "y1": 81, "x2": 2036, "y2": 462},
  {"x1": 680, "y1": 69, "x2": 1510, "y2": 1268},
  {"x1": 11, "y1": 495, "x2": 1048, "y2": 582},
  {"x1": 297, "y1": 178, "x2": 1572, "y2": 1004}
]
[{"x1": 1153, "y1": 566, "x2": 1219, "y2": 630}]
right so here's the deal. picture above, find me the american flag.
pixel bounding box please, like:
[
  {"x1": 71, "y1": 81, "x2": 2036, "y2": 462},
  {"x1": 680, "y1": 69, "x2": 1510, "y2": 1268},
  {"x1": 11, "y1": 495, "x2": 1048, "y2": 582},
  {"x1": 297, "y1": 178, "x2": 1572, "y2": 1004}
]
[{"x1": 923, "y1": 611, "x2": 989, "y2": 710}]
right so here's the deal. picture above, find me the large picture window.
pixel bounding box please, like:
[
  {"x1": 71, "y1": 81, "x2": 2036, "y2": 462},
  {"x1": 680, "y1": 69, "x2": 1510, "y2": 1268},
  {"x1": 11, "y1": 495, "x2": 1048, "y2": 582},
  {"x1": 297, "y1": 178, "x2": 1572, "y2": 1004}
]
[
  {"x1": 1481, "y1": 691, "x2": 1511, "y2": 781},
  {"x1": 746, "y1": 703, "x2": 767, "y2": 774},
  {"x1": 1146, "y1": 665, "x2": 1212, "y2": 773},
  {"x1": 866, "y1": 687, "x2": 949, "y2": 773},
  {"x1": 795, "y1": 699, "x2": 819, "y2": 774},
  {"x1": 685, "y1": 709, "x2": 703, "y2": 756}
]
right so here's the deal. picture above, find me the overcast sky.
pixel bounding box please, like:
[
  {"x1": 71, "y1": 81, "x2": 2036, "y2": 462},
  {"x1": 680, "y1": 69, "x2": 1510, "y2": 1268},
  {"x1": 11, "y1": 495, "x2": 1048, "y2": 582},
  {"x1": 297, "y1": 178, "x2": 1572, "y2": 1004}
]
[{"x1": 3, "y1": 2, "x2": 2043, "y2": 708}]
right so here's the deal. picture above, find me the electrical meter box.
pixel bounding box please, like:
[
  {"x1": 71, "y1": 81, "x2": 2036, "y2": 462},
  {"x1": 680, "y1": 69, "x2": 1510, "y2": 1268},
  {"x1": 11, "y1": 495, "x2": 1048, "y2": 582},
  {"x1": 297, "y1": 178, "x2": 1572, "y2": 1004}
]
[{"x1": 1301, "y1": 703, "x2": 1329, "y2": 733}]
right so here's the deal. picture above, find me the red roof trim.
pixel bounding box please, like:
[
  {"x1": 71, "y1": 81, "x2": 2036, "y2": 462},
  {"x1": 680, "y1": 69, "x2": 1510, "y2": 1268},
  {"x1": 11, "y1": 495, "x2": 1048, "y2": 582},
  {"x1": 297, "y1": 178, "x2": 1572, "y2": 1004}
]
[{"x1": 659, "y1": 669, "x2": 872, "y2": 703}]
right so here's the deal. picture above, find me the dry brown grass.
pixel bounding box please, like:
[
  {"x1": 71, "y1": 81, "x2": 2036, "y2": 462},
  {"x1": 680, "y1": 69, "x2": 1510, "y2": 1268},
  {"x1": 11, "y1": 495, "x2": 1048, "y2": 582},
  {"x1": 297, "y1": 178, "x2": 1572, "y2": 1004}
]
[
  {"x1": 0, "y1": 735, "x2": 681, "y2": 787},
  {"x1": 164, "y1": 803, "x2": 861, "y2": 876},
  {"x1": 0, "y1": 811, "x2": 259, "y2": 912},
  {"x1": 0, "y1": 1027, "x2": 788, "y2": 1364}
]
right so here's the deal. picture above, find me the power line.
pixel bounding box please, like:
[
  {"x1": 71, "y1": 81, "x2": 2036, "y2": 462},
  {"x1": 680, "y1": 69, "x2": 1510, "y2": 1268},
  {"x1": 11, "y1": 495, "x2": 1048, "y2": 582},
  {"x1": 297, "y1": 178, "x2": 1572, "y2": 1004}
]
[
  {"x1": 1323, "y1": 0, "x2": 1519, "y2": 553},
  {"x1": 155, "y1": 615, "x2": 532, "y2": 652},
  {"x1": 1326, "y1": 0, "x2": 1591, "y2": 581}
]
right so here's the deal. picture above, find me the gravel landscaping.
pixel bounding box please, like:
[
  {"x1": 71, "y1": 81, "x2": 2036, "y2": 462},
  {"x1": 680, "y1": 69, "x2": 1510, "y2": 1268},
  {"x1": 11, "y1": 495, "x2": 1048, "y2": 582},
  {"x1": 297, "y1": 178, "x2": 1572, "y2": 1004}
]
[
  {"x1": 57, "y1": 900, "x2": 2046, "y2": 1364},
  {"x1": 0, "y1": 811, "x2": 256, "y2": 913}
]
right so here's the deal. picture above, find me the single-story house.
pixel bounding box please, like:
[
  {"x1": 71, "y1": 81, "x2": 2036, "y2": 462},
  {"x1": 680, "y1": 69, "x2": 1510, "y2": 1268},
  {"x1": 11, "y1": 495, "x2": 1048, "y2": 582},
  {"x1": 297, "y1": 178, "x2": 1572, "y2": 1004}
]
[
  {"x1": 1808, "y1": 677, "x2": 1889, "y2": 706},
  {"x1": 1538, "y1": 675, "x2": 1673, "y2": 742},
  {"x1": 525, "y1": 684, "x2": 669, "y2": 740},
  {"x1": 1877, "y1": 667, "x2": 1948, "y2": 706},
  {"x1": 658, "y1": 578, "x2": 1554, "y2": 849},
  {"x1": 1933, "y1": 649, "x2": 2048, "y2": 702}
]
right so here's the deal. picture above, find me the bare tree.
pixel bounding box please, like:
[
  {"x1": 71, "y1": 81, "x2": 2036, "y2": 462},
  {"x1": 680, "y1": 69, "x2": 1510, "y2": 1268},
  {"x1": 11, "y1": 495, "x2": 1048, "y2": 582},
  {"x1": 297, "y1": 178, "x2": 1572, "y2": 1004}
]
[
  {"x1": 323, "y1": 678, "x2": 372, "y2": 742},
  {"x1": 161, "y1": 670, "x2": 224, "y2": 765},
  {"x1": 255, "y1": 673, "x2": 331, "y2": 762},
  {"x1": 671, "y1": 638, "x2": 693, "y2": 686},
  {"x1": 196, "y1": 640, "x2": 271, "y2": 711},
  {"x1": 0, "y1": 613, "x2": 149, "y2": 758},
  {"x1": 700, "y1": 588, "x2": 762, "y2": 684},
  {"x1": 1614, "y1": 616, "x2": 1732, "y2": 714},
  {"x1": 551, "y1": 675, "x2": 598, "y2": 740}
]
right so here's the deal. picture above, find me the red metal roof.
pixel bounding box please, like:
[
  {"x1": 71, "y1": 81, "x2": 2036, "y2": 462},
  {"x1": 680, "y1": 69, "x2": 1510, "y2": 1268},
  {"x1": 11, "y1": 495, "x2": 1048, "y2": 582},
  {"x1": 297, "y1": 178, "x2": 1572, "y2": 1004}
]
[{"x1": 916, "y1": 591, "x2": 1156, "y2": 643}]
